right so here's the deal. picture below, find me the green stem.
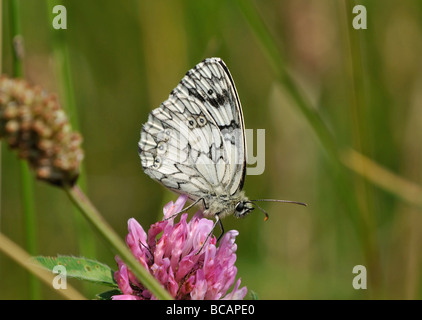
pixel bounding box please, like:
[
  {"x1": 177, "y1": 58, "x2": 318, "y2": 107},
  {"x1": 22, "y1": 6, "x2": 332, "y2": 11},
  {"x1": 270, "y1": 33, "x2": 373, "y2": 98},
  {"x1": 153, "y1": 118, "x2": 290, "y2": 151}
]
[
  {"x1": 0, "y1": 0, "x2": 3, "y2": 235},
  {"x1": 19, "y1": 162, "x2": 40, "y2": 296},
  {"x1": 9, "y1": 0, "x2": 41, "y2": 299},
  {"x1": 64, "y1": 184, "x2": 173, "y2": 300},
  {"x1": 46, "y1": 0, "x2": 78, "y2": 128},
  {"x1": 341, "y1": 148, "x2": 422, "y2": 209},
  {"x1": 345, "y1": 0, "x2": 381, "y2": 295}
]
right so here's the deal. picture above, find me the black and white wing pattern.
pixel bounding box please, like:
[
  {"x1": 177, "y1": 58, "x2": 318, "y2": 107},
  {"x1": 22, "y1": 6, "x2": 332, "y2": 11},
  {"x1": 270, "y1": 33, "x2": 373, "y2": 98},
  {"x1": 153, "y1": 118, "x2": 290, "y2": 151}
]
[{"x1": 138, "y1": 58, "x2": 246, "y2": 204}]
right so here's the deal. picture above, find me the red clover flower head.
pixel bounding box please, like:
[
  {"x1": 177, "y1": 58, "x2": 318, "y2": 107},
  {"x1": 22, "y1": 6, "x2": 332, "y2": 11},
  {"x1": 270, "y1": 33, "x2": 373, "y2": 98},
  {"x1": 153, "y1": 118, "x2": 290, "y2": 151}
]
[{"x1": 113, "y1": 194, "x2": 247, "y2": 300}]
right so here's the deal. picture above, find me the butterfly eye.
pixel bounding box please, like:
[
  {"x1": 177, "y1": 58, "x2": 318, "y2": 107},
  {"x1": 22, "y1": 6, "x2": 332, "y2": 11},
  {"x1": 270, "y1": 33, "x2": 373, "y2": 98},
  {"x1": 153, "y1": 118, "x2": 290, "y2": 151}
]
[
  {"x1": 196, "y1": 115, "x2": 207, "y2": 127},
  {"x1": 208, "y1": 89, "x2": 214, "y2": 95},
  {"x1": 235, "y1": 202, "x2": 244, "y2": 212},
  {"x1": 187, "y1": 117, "x2": 196, "y2": 129}
]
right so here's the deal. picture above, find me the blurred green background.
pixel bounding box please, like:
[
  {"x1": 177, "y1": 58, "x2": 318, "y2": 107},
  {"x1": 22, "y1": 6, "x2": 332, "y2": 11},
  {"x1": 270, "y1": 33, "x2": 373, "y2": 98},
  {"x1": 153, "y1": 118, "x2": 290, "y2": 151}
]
[{"x1": 1, "y1": 0, "x2": 422, "y2": 299}]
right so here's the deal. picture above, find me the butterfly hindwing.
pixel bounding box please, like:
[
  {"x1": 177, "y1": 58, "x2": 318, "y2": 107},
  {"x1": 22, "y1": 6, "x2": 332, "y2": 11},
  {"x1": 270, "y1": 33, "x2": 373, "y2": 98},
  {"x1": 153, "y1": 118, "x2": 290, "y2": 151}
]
[{"x1": 138, "y1": 58, "x2": 246, "y2": 203}]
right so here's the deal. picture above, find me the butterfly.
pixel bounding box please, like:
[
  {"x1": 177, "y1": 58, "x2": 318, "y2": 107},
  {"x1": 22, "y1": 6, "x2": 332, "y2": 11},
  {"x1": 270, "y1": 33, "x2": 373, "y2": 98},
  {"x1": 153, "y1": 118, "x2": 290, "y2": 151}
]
[{"x1": 138, "y1": 57, "x2": 305, "y2": 251}]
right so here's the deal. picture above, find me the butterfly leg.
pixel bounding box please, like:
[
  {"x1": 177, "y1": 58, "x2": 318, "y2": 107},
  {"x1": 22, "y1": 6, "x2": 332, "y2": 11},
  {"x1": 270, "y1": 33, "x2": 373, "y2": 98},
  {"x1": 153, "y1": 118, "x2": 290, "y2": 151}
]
[
  {"x1": 215, "y1": 215, "x2": 224, "y2": 242},
  {"x1": 195, "y1": 213, "x2": 224, "y2": 255},
  {"x1": 164, "y1": 197, "x2": 205, "y2": 221}
]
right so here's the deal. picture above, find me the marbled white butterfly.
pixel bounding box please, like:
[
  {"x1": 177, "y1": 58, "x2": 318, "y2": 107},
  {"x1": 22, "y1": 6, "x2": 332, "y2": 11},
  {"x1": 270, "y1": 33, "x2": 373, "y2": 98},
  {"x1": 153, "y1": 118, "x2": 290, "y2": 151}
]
[{"x1": 138, "y1": 58, "x2": 305, "y2": 250}]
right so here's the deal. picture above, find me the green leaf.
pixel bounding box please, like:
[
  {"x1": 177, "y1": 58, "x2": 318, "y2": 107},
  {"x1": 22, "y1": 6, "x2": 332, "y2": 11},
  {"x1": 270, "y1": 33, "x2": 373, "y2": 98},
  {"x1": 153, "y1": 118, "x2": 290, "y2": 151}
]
[
  {"x1": 31, "y1": 255, "x2": 117, "y2": 287},
  {"x1": 96, "y1": 289, "x2": 122, "y2": 300},
  {"x1": 248, "y1": 290, "x2": 259, "y2": 300}
]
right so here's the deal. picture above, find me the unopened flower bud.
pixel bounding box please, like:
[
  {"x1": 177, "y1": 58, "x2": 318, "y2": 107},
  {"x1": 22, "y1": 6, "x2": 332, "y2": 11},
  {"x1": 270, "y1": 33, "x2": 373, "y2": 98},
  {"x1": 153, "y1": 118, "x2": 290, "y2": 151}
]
[{"x1": 0, "y1": 75, "x2": 84, "y2": 186}]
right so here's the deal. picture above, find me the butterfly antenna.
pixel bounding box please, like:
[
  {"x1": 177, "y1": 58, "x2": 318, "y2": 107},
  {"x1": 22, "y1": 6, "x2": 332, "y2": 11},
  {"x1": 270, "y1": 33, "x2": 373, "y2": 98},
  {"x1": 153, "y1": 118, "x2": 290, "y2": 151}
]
[
  {"x1": 249, "y1": 199, "x2": 307, "y2": 221},
  {"x1": 251, "y1": 199, "x2": 307, "y2": 207},
  {"x1": 249, "y1": 201, "x2": 270, "y2": 221}
]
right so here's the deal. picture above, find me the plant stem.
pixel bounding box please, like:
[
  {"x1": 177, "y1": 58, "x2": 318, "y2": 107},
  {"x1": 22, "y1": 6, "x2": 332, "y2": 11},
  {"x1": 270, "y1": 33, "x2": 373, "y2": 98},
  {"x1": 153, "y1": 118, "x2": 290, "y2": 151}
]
[
  {"x1": 64, "y1": 184, "x2": 173, "y2": 300},
  {"x1": 344, "y1": 0, "x2": 381, "y2": 294},
  {"x1": 0, "y1": 232, "x2": 86, "y2": 300},
  {"x1": 46, "y1": 0, "x2": 78, "y2": 128},
  {"x1": 9, "y1": 0, "x2": 41, "y2": 299},
  {"x1": 0, "y1": 0, "x2": 3, "y2": 232},
  {"x1": 341, "y1": 148, "x2": 422, "y2": 209}
]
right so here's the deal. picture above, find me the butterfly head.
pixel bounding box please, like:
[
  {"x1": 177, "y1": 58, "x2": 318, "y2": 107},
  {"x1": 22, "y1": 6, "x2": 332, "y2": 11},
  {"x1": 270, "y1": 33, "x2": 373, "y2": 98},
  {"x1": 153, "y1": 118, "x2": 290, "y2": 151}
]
[{"x1": 234, "y1": 200, "x2": 254, "y2": 218}]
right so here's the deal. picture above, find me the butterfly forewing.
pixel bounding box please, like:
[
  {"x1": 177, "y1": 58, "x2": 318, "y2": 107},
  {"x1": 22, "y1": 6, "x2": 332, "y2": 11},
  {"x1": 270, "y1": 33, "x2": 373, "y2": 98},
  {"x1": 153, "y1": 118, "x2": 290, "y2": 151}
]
[{"x1": 139, "y1": 57, "x2": 246, "y2": 205}]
